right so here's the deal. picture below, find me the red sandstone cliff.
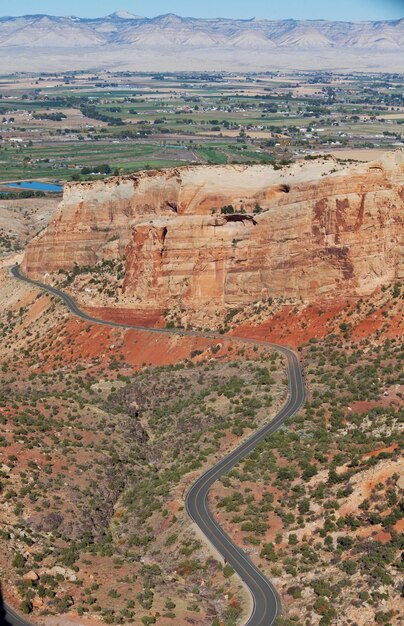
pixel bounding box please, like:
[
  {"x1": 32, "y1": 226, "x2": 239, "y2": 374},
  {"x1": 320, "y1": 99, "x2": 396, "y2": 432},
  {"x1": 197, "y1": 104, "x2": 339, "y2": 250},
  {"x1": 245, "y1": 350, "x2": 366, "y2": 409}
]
[{"x1": 22, "y1": 153, "x2": 403, "y2": 311}]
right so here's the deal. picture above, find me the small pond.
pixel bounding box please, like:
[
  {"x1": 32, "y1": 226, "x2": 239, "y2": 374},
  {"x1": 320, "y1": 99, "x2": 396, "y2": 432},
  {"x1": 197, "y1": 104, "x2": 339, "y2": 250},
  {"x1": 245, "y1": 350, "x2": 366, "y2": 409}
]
[{"x1": 5, "y1": 181, "x2": 63, "y2": 192}]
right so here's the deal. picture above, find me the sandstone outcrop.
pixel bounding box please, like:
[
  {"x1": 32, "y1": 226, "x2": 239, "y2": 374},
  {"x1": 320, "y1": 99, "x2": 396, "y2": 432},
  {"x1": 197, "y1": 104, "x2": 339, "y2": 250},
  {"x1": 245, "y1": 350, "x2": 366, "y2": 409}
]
[{"x1": 22, "y1": 152, "x2": 403, "y2": 312}]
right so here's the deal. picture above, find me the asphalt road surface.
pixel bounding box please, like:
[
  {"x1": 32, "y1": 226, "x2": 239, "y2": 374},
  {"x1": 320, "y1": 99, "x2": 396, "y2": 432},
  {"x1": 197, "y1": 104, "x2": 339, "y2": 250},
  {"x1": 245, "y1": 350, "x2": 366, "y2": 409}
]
[
  {"x1": 1, "y1": 599, "x2": 32, "y2": 626},
  {"x1": 8, "y1": 264, "x2": 306, "y2": 626}
]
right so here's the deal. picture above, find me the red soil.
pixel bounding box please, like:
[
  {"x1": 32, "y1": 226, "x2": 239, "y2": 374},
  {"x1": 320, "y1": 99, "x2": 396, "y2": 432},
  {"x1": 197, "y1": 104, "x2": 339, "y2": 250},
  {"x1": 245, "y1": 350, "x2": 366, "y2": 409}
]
[
  {"x1": 363, "y1": 467, "x2": 400, "y2": 499},
  {"x1": 121, "y1": 330, "x2": 213, "y2": 368},
  {"x1": 232, "y1": 302, "x2": 347, "y2": 348},
  {"x1": 233, "y1": 294, "x2": 403, "y2": 348},
  {"x1": 349, "y1": 387, "x2": 403, "y2": 413},
  {"x1": 373, "y1": 531, "x2": 392, "y2": 543},
  {"x1": 351, "y1": 305, "x2": 404, "y2": 340},
  {"x1": 34, "y1": 317, "x2": 219, "y2": 372},
  {"x1": 83, "y1": 306, "x2": 165, "y2": 327},
  {"x1": 363, "y1": 444, "x2": 398, "y2": 459}
]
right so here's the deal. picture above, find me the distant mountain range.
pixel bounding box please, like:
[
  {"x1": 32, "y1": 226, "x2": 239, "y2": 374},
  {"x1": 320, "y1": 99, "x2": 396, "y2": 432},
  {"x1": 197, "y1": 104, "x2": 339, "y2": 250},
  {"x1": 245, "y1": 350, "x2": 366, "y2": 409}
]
[
  {"x1": 1, "y1": 13, "x2": 403, "y2": 49},
  {"x1": 0, "y1": 12, "x2": 403, "y2": 72}
]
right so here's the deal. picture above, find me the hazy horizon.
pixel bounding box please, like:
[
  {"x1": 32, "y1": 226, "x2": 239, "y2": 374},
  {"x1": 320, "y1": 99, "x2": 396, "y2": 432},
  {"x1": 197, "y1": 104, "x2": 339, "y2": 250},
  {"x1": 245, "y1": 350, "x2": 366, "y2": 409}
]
[
  {"x1": 3, "y1": 12, "x2": 404, "y2": 22},
  {"x1": 2, "y1": 0, "x2": 403, "y2": 21}
]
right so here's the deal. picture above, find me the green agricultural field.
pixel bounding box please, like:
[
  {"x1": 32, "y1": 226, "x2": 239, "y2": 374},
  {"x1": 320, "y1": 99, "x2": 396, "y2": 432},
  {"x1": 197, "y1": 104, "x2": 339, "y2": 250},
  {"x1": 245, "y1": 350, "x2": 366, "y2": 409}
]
[
  {"x1": 196, "y1": 146, "x2": 229, "y2": 164},
  {"x1": 0, "y1": 69, "x2": 401, "y2": 185}
]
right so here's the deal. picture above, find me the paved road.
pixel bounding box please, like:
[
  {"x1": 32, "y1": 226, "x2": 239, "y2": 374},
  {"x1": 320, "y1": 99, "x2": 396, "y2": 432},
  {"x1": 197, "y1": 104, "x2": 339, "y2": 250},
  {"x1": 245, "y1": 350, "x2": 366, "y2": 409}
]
[
  {"x1": 8, "y1": 264, "x2": 305, "y2": 626},
  {"x1": 1, "y1": 599, "x2": 31, "y2": 626}
]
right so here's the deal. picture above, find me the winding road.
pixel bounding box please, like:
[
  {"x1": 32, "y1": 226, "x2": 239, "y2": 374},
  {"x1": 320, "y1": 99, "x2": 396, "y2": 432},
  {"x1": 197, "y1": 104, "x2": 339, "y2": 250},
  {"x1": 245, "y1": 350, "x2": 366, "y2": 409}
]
[
  {"x1": 6, "y1": 265, "x2": 305, "y2": 626},
  {"x1": 1, "y1": 600, "x2": 31, "y2": 626}
]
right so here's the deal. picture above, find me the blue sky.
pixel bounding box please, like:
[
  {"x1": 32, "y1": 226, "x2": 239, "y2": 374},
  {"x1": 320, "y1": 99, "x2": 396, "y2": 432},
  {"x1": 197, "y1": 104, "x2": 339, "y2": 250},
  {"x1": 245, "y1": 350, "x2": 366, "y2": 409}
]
[{"x1": 3, "y1": 0, "x2": 403, "y2": 20}]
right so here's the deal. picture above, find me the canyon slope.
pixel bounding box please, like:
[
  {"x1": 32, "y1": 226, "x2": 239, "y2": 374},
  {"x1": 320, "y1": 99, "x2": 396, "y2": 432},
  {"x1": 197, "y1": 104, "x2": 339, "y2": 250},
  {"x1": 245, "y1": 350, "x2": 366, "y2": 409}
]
[{"x1": 22, "y1": 152, "x2": 403, "y2": 320}]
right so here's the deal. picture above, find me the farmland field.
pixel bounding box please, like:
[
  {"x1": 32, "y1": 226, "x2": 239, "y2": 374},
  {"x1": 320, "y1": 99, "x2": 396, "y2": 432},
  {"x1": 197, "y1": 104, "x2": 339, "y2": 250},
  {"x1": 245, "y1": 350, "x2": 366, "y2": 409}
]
[{"x1": 0, "y1": 70, "x2": 402, "y2": 185}]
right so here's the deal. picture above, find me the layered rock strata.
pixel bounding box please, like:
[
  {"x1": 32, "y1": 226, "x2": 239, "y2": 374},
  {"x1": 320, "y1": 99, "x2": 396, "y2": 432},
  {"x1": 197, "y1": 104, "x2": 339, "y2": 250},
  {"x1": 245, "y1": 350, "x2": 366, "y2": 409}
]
[{"x1": 22, "y1": 153, "x2": 403, "y2": 311}]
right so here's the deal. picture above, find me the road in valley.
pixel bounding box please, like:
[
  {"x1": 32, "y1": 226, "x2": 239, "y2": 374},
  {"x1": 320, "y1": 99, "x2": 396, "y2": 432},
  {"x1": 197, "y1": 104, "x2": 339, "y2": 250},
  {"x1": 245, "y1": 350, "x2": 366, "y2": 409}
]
[{"x1": 7, "y1": 265, "x2": 305, "y2": 626}]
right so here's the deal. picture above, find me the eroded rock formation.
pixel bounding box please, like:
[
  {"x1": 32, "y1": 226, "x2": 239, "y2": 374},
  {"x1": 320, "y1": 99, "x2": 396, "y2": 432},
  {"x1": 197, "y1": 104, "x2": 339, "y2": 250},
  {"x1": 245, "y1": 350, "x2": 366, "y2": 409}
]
[{"x1": 22, "y1": 152, "x2": 403, "y2": 312}]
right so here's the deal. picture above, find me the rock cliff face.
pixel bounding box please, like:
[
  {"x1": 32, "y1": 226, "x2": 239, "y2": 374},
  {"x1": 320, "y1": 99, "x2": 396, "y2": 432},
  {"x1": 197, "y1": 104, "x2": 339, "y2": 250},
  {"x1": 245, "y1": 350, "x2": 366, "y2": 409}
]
[{"x1": 22, "y1": 153, "x2": 403, "y2": 312}]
